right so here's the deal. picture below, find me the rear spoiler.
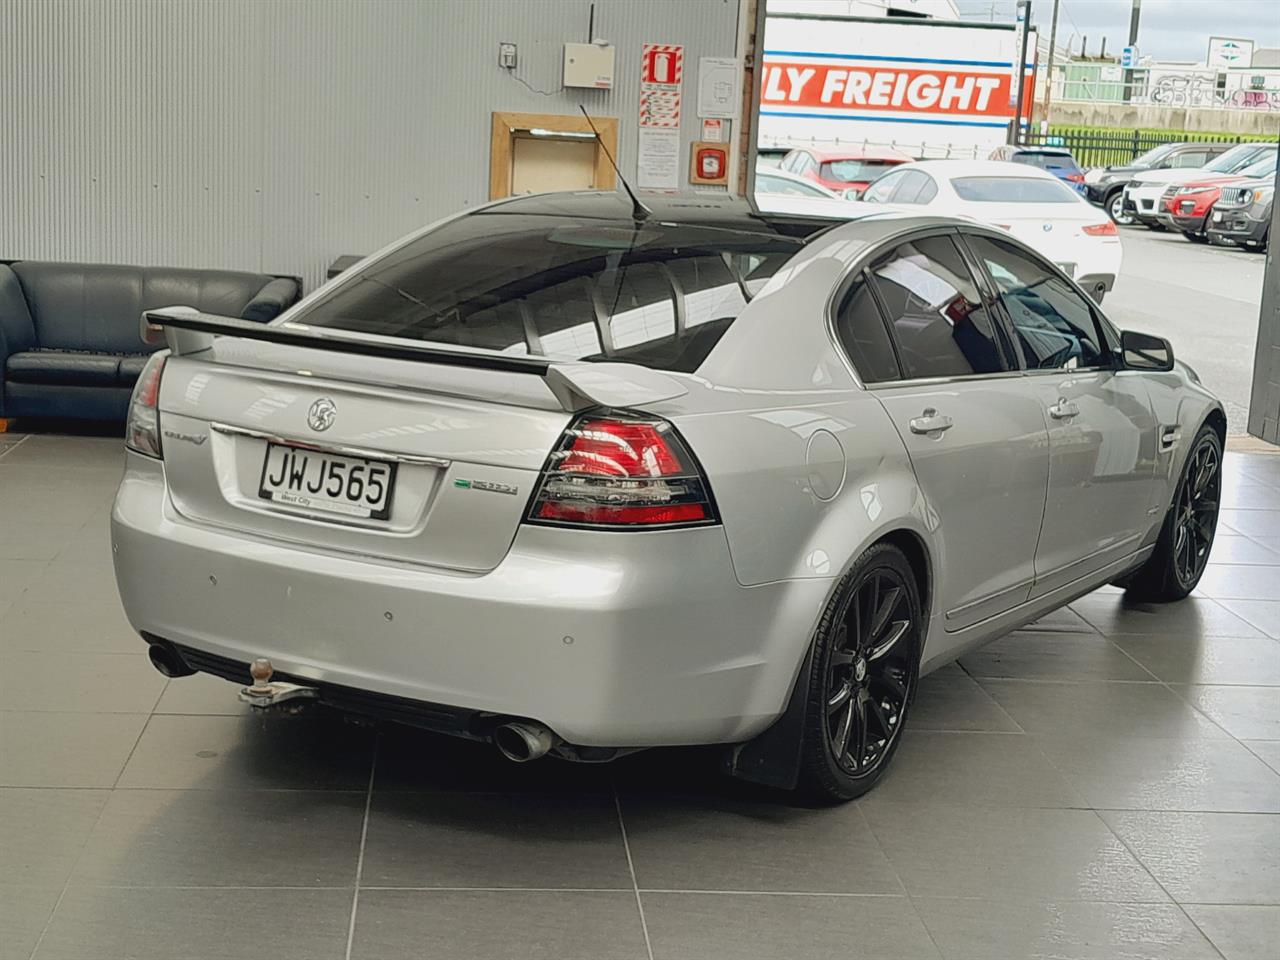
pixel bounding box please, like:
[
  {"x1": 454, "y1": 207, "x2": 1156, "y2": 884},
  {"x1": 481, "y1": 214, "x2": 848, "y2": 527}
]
[{"x1": 142, "y1": 308, "x2": 688, "y2": 414}]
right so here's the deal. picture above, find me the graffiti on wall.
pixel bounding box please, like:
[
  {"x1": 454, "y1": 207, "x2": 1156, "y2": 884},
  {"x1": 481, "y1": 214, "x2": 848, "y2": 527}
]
[{"x1": 1147, "y1": 72, "x2": 1280, "y2": 110}]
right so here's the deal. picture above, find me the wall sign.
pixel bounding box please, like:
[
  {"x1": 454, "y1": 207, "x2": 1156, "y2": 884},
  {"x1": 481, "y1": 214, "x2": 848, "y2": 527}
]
[
  {"x1": 637, "y1": 42, "x2": 684, "y2": 190},
  {"x1": 697, "y1": 56, "x2": 740, "y2": 119}
]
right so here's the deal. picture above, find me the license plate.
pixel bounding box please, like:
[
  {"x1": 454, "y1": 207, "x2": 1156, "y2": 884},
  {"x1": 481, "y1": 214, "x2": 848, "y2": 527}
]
[
  {"x1": 258, "y1": 443, "x2": 396, "y2": 520},
  {"x1": 1212, "y1": 210, "x2": 1223, "y2": 222}
]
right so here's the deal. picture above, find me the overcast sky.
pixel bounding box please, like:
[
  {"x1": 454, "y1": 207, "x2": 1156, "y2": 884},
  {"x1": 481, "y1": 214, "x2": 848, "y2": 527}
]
[{"x1": 954, "y1": 0, "x2": 1280, "y2": 61}]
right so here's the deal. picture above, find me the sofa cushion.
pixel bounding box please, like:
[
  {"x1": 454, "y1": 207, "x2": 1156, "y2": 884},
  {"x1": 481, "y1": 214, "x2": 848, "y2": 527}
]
[
  {"x1": 6, "y1": 350, "x2": 122, "y2": 386},
  {"x1": 11, "y1": 262, "x2": 277, "y2": 354}
]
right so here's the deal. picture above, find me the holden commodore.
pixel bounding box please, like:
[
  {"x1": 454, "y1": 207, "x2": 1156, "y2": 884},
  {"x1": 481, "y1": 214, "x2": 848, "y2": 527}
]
[{"x1": 114, "y1": 192, "x2": 1224, "y2": 801}]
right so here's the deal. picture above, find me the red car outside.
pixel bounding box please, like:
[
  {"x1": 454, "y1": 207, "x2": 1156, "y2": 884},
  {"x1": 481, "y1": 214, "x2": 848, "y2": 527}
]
[
  {"x1": 779, "y1": 146, "x2": 913, "y2": 194},
  {"x1": 1157, "y1": 174, "x2": 1246, "y2": 241}
]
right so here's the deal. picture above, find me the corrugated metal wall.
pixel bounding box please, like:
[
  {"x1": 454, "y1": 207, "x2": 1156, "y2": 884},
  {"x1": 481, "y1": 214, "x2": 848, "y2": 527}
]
[{"x1": 1, "y1": 0, "x2": 740, "y2": 291}]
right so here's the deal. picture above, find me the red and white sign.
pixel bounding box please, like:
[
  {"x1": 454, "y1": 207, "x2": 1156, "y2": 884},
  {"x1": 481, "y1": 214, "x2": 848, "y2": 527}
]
[
  {"x1": 760, "y1": 63, "x2": 1028, "y2": 118},
  {"x1": 640, "y1": 42, "x2": 683, "y2": 129}
]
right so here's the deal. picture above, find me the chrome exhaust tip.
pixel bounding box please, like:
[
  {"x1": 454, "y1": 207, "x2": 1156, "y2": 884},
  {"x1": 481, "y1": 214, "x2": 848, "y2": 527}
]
[
  {"x1": 494, "y1": 722, "x2": 556, "y2": 763},
  {"x1": 147, "y1": 642, "x2": 195, "y2": 678}
]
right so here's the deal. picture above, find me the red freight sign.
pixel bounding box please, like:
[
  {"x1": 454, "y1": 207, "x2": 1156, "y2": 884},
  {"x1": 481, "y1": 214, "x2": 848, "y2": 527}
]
[{"x1": 760, "y1": 62, "x2": 1032, "y2": 118}]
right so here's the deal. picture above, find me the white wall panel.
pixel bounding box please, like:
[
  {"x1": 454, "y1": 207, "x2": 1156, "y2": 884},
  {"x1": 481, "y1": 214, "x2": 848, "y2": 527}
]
[{"x1": 2, "y1": 0, "x2": 740, "y2": 291}]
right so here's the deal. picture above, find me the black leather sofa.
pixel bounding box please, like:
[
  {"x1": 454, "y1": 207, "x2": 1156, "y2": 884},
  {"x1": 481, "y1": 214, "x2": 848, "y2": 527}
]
[{"x1": 0, "y1": 261, "x2": 299, "y2": 421}]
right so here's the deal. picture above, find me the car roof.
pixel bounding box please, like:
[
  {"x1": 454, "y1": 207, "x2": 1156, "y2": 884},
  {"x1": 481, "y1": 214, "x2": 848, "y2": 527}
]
[
  {"x1": 794, "y1": 146, "x2": 913, "y2": 162},
  {"x1": 1010, "y1": 146, "x2": 1073, "y2": 156},
  {"x1": 901, "y1": 159, "x2": 1063, "y2": 181}
]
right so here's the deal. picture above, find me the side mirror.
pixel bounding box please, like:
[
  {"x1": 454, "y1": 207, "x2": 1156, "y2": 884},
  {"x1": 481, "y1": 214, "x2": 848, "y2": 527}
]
[{"x1": 1120, "y1": 330, "x2": 1174, "y2": 371}]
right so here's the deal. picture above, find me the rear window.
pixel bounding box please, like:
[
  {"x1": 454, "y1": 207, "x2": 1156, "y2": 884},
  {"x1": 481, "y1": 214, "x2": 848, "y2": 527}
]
[
  {"x1": 951, "y1": 177, "x2": 1079, "y2": 203},
  {"x1": 822, "y1": 159, "x2": 900, "y2": 183},
  {"x1": 1011, "y1": 151, "x2": 1079, "y2": 173},
  {"x1": 297, "y1": 214, "x2": 801, "y2": 374}
]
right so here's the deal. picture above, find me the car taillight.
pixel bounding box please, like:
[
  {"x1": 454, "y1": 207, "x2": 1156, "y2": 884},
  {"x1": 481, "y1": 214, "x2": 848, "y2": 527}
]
[
  {"x1": 125, "y1": 352, "x2": 167, "y2": 458},
  {"x1": 1082, "y1": 221, "x2": 1118, "y2": 237},
  {"x1": 526, "y1": 412, "x2": 717, "y2": 528},
  {"x1": 1065, "y1": 172, "x2": 1085, "y2": 183}
]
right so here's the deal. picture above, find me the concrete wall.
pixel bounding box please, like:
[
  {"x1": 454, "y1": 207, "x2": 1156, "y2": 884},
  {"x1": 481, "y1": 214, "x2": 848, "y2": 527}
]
[
  {"x1": 1042, "y1": 100, "x2": 1280, "y2": 136},
  {"x1": 1249, "y1": 164, "x2": 1280, "y2": 445},
  {"x1": 1, "y1": 0, "x2": 740, "y2": 292}
]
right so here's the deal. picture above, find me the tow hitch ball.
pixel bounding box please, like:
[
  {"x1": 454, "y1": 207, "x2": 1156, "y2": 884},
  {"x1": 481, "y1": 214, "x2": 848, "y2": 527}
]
[{"x1": 238, "y1": 658, "x2": 318, "y2": 709}]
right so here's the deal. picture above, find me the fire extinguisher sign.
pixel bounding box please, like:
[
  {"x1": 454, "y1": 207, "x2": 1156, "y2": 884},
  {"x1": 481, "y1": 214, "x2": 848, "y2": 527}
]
[{"x1": 639, "y1": 43, "x2": 683, "y2": 129}]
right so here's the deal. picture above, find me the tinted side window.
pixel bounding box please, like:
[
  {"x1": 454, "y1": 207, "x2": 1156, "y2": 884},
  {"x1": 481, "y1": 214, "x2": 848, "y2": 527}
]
[
  {"x1": 965, "y1": 234, "x2": 1107, "y2": 370},
  {"x1": 1172, "y1": 151, "x2": 1209, "y2": 168},
  {"x1": 890, "y1": 170, "x2": 928, "y2": 204},
  {"x1": 862, "y1": 170, "x2": 905, "y2": 203},
  {"x1": 868, "y1": 235, "x2": 1007, "y2": 380},
  {"x1": 916, "y1": 175, "x2": 938, "y2": 204},
  {"x1": 834, "y1": 273, "x2": 899, "y2": 383}
]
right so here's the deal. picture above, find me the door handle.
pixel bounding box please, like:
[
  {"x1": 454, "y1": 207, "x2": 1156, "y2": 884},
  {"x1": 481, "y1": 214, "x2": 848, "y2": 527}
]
[
  {"x1": 1048, "y1": 397, "x2": 1080, "y2": 420},
  {"x1": 909, "y1": 408, "x2": 954, "y2": 435}
]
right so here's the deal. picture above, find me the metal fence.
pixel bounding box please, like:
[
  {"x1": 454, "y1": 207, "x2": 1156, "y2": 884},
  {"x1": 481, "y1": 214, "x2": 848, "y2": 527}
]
[{"x1": 1020, "y1": 128, "x2": 1260, "y2": 168}]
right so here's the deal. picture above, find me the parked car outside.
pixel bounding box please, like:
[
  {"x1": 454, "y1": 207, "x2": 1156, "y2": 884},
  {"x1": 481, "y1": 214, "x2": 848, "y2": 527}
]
[
  {"x1": 780, "y1": 145, "x2": 913, "y2": 194},
  {"x1": 1123, "y1": 142, "x2": 1277, "y2": 228},
  {"x1": 1156, "y1": 152, "x2": 1279, "y2": 242},
  {"x1": 115, "y1": 193, "x2": 1224, "y2": 802},
  {"x1": 1082, "y1": 141, "x2": 1237, "y2": 224},
  {"x1": 858, "y1": 159, "x2": 1122, "y2": 301},
  {"x1": 989, "y1": 145, "x2": 1085, "y2": 185},
  {"x1": 1207, "y1": 176, "x2": 1275, "y2": 251},
  {"x1": 754, "y1": 167, "x2": 866, "y2": 218},
  {"x1": 756, "y1": 147, "x2": 790, "y2": 169}
]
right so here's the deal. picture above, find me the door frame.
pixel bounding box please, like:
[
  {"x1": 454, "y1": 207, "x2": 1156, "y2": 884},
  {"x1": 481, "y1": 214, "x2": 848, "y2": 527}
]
[{"x1": 489, "y1": 111, "x2": 619, "y2": 200}]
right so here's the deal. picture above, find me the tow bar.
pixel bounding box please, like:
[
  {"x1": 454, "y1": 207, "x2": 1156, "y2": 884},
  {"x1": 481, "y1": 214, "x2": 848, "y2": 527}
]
[{"x1": 239, "y1": 658, "x2": 318, "y2": 709}]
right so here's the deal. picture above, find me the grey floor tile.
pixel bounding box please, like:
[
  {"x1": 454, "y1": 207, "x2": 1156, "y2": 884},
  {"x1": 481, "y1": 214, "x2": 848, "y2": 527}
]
[
  {"x1": 862, "y1": 804, "x2": 1169, "y2": 903},
  {"x1": 1244, "y1": 740, "x2": 1280, "y2": 775},
  {"x1": 1218, "y1": 599, "x2": 1280, "y2": 639},
  {"x1": 1195, "y1": 564, "x2": 1280, "y2": 602},
  {"x1": 1112, "y1": 634, "x2": 1280, "y2": 686},
  {"x1": 1221, "y1": 483, "x2": 1280, "y2": 512},
  {"x1": 350, "y1": 890, "x2": 647, "y2": 960},
  {"x1": 622, "y1": 796, "x2": 900, "y2": 895},
  {"x1": 1176, "y1": 684, "x2": 1280, "y2": 740},
  {"x1": 911, "y1": 664, "x2": 1021, "y2": 732},
  {"x1": 959, "y1": 631, "x2": 1152, "y2": 681},
  {"x1": 0, "y1": 560, "x2": 46, "y2": 604},
  {"x1": 0, "y1": 598, "x2": 142, "y2": 655},
  {"x1": 360, "y1": 791, "x2": 631, "y2": 889},
  {"x1": 19, "y1": 561, "x2": 125, "y2": 607},
  {"x1": 72, "y1": 789, "x2": 365, "y2": 887},
  {"x1": 1220, "y1": 509, "x2": 1280, "y2": 537},
  {"x1": 1181, "y1": 904, "x2": 1280, "y2": 960},
  {"x1": 915, "y1": 898, "x2": 1219, "y2": 960},
  {"x1": 862, "y1": 731, "x2": 1085, "y2": 809},
  {"x1": 1205, "y1": 535, "x2": 1280, "y2": 564},
  {"x1": 977, "y1": 679, "x2": 1232, "y2": 739},
  {"x1": 1034, "y1": 736, "x2": 1280, "y2": 813},
  {"x1": 1100, "y1": 811, "x2": 1280, "y2": 904},
  {"x1": 33, "y1": 885, "x2": 350, "y2": 960},
  {"x1": 1, "y1": 436, "x2": 126, "y2": 471},
  {"x1": 644, "y1": 892, "x2": 942, "y2": 960},
  {"x1": 1024, "y1": 604, "x2": 1099, "y2": 634},
  {"x1": 0, "y1": 522, "x2": 83, "y2": 561},
  {"x1": 0, "y1": 711, "x2": 147, "y2": 788},
  {"x1": 1070, "y1": 595, "x2": 1266, "y2": 638},
  {"x1": 375, "y1": 724, "x2": 613, "y2": 795},
  {"x1": 116, "y1": 713, "x2": 375, "y2": 791},
  {"x1": 153, "y1": 672, "x2": 251, "y2": 715},
  {"x1": 0, "y1": 885, "x2": 62, "y2": 960},
  {"x1": 0, "y1": 650, "x2": 165, "y2": 713},
  {"x1": 0, "y1": 789, "x2": 109, "y2": 885}
]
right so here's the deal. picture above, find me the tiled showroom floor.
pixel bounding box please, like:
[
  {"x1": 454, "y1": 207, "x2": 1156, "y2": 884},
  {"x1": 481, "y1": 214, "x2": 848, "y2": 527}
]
[{"x1": 1, "y1": 430, "x2": 1278, "y2": 960}]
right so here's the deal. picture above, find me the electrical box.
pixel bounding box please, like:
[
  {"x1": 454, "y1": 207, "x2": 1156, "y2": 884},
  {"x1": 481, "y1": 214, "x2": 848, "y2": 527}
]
[
  {"x1": 498, "y1": 42, "x2": 517, "y2": 69},
  {"x1": 563, "y1": 42, "x2": 615, "y2": 89}
]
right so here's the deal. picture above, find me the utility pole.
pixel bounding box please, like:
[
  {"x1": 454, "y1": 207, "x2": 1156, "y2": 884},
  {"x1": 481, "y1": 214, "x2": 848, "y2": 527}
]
[
  {"x1": 1123, "y1": 0, "x2": 1142, "y2": 103},
  {"x1": 1040, "y1": 0, "x2": 1062, "y2": 125},
  {"x1": 1010, "y1": 0, "x2": 1032, "y2": 145}
]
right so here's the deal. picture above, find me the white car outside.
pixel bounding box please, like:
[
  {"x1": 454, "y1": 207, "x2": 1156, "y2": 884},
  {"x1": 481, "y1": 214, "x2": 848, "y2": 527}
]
[
  {"x1": 857, "y1": 160, "x2": 1123, "y2": 300},
  {"x1": 753, "y1": 167, "x2": 862, "y2": 218},
  {"x1": 1124, "y1": 143, "x2": 1277, "y2": 226}
]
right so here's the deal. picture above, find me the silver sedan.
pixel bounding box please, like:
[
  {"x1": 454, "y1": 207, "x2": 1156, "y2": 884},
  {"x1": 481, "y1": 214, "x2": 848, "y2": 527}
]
[{"x1": 112, "y1": 193, "x2": 1224, "y2": 802}]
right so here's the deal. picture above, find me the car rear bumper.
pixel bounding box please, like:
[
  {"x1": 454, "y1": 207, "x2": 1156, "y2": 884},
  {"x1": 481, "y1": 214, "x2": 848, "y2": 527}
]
[{"x1": 111, "y1": 453, "x2": 830, "y2": 748}]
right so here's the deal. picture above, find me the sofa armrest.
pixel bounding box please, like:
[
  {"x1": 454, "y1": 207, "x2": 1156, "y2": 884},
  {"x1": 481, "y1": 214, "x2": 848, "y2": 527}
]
[
  {"x1": 0, "y1": 265, "x2": 38, "y2": 413},
  {"x1": 240, "y1": 278, "x2": 300, "y2": 323}
]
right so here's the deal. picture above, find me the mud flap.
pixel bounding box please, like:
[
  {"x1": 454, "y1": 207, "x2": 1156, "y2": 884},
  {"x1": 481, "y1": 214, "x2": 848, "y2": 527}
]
[{"x1": 721, "y1": 645, "x2": 814, "y2": 791}]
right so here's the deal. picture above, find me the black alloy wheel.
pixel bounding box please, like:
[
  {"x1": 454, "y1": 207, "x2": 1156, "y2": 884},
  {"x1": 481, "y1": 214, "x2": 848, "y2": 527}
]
[
  {"x1": 799, "y1": 543, "x2": 921, "y2": 802},
  {"x1": 1125, "y1": 424, "x2": 1222, "y2": 601},
  {"x1": 1171, "y1": 436, "x2": 1221, "y2": 589}
]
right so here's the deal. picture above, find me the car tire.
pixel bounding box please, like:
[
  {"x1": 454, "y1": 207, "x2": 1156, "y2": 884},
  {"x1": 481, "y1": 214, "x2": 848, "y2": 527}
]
[
  {"x1": 1184, "y1": 231, "x2": 1209, "y2": 244},
  {"x1": 1107, "y1": 191, "x2": 1134, "y2": 225},
  {"x1": 1124, "y1": 424, "x2": 1222, "y2": 602},
  {"x1": 1146, "y1": 221, "x2": 1167, "y2": 232},
  {"x1": 796, "y1": 542, "x2": 922, "y2": 803}
]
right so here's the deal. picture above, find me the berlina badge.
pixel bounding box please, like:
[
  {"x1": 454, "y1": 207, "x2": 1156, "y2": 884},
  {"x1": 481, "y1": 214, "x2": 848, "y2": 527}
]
[{"x1": 307, "y1": 397, "x2": 337, "y2": 432}]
